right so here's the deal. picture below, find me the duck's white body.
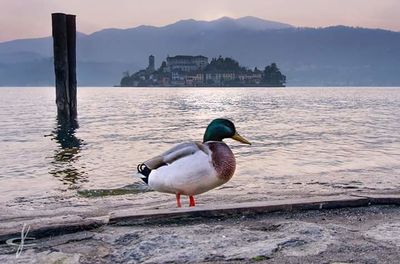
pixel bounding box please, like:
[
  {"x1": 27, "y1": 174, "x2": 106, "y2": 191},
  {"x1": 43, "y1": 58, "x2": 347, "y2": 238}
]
[
  {"x1": 139, "y1": 141, "x2": 235, "y2": 196},
  {"x1": 148, "y1": 147, "x2": 222, "y2": 195}
]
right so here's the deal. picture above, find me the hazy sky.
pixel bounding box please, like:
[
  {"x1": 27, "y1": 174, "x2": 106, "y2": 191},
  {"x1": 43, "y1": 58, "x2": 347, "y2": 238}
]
[{"x1": 0, "y1": 0, "x2": 399, "y2": 42}]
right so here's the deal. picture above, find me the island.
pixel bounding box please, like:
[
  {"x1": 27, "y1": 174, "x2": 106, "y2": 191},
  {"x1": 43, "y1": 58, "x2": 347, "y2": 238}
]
[{"x1": 120, "y1": 55, "x2": 286, "y2": 87}]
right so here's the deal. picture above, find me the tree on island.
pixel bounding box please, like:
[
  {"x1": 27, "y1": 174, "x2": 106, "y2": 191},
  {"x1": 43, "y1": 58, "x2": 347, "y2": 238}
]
[
  {"x1": 262, "y1": 63, "x2": 286, "y2": 87},
  {"x1": 205, "y1": 56, "x2": 245, "y2": 72},
  {"x1": 120, "y1": 71, "x2": 132, "y2": 87}
]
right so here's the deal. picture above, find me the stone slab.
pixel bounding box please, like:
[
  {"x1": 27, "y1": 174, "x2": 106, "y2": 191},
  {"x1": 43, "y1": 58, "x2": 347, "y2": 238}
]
[
  {"x1": 1, "y1": 194, "x2": 399, "y2": 243},
  {"x1": 109, "y1": 195, "x2": 370, "y2": 225},
  {"x1": 0, "y1": 216, "x2": 108, "y2": 244},
  {"x1": 360, "y1": 194, "x2": 400, "y2": 205}
]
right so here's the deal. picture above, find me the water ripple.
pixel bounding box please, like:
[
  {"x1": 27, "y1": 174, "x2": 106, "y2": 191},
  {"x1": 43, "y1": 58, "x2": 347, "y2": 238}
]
[{"x1": 0, "y1": 87, "x2": 400, "y2": 202}]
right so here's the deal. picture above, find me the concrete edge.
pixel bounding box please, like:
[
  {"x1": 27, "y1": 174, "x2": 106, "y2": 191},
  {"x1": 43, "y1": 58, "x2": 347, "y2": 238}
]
[
  {"x1": 354, "y1": 194, "x2": 400, "y2": 205},
  {"x1": 0, "y1": 216, "x2": 108, "y2": 244},
  {"x1": 109, "y1": 195, "x2": 371, "y2": 225},
  {"x1": 1, "y1": 194, "x2": 399, "y2": 243}
]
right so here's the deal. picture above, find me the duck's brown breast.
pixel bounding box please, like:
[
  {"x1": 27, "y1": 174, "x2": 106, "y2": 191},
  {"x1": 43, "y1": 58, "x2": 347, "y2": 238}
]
[{"x1": 205, "y1": 141, "x2": 236, "y2": 182}]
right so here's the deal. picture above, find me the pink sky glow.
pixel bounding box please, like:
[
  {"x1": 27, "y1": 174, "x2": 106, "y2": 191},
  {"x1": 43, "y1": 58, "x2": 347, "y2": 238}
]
[{"x1": 0, "y1": 0, "x2": 399, "y2": 42}]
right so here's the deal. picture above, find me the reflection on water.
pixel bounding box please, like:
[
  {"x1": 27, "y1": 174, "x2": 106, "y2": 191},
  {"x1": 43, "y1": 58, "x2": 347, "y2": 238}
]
[
  {"x1": 0, "y1": 87, "x2": 399, "y2": 203},
  {"x1": 49, "y1": 117, "x2": 87, "y2": 186},
  {"x1": 77, "y1": 182, "x2": 152, "y2": 198}
]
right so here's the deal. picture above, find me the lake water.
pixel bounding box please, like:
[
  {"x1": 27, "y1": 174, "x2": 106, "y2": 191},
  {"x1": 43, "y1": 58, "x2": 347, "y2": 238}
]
[{"x1": 0, "y1": 87, "x2": 399, "y2": 208}]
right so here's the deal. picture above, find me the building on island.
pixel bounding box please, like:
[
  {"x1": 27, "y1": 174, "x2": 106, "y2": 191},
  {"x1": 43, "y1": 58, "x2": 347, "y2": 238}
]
[
  {"x1": 185, "y1": 71, "x2": 205, "y2": 86},
  {"x1": 146, "y1": 55, "x2": 155, "y2": 73},
  {"x1": 120, "y1": 55, "x2": 286, "y2": 87},
  {"x1": 167, "y1": 55, "x2": 208, "y2": 72}
]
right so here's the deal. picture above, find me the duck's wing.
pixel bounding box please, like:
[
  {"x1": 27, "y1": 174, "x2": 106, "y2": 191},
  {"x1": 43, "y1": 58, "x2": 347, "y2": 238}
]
[{"x1": 144, "y1": 142, "x2": 210, "y2": 170}]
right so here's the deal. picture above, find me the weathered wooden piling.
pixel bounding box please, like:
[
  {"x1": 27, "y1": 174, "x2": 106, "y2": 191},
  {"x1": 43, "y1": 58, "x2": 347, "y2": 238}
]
[{"x1": 52, "y1": 13, "x2": 77, "y2": 121}]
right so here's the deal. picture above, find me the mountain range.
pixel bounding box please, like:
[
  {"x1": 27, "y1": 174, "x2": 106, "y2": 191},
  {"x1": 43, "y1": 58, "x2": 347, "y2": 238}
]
[{"x1": 0, "y1": 16, "x2": 399, "y2": 86}]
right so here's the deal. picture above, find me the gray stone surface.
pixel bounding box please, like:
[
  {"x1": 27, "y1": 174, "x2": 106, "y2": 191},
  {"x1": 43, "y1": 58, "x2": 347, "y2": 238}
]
[
  {"x1": 1, "y1": 205, "x2": 399, "y2": 263},
  {"x1": 0, "y1": 195, "x2": 379, "y2": 241}
]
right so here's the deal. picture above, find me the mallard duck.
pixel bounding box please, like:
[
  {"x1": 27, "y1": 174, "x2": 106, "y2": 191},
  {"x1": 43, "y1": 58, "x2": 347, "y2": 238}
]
[{"x1": 136, "y1": 118, "x2": 251, "y2": 207}]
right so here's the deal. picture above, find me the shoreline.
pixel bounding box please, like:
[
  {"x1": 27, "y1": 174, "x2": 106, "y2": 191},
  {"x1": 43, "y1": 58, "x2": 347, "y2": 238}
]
[
  {"x1": 0, "y1": 196, "x2": 399, "y2": 263},
  {"x1": 1, "y1": 194, "x2": 399, "y2": 243}
]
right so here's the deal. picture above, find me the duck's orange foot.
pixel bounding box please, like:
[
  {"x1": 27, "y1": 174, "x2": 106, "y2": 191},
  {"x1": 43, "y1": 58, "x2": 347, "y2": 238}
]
[
  {"x1": 189, "y1": 195, "x2": 196, "y2": 207},
  {"x1": 176, "y1": 193, "x2": 182, "y2": 208}
]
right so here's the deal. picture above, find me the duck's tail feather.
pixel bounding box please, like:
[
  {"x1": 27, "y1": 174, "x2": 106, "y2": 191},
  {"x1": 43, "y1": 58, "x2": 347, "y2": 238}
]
[{"x1": 136, "y1": 163, "x2": 151, "y2": 184}]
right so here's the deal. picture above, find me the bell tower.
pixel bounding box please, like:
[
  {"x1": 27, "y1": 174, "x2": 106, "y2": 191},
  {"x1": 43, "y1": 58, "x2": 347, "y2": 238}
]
[{"x1": 147, "y1": 55, "x2": 155, "y2": 72}]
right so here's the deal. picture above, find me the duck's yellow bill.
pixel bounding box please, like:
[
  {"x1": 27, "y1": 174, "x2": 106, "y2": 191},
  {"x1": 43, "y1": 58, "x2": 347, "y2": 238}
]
[{"x1": 232, "y1": 132, "x2": 251, "y2": 145}]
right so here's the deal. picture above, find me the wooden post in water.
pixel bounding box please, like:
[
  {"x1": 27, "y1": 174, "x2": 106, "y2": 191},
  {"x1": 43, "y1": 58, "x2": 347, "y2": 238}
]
[
  {"x1": 66, "y1": 14, "x2": 77, "y2": 119},
  {"x1": 52, "y1": 13, "x2": 77, "y2": 122}
]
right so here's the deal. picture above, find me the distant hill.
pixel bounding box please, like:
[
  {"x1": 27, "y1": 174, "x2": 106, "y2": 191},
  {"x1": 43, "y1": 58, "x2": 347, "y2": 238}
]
[{"x1": 0, "y1": 16, "x2": 399, "y2": 86}]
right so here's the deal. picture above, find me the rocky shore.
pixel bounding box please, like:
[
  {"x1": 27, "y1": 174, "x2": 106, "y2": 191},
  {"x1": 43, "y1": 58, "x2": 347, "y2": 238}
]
[{"x1": 0, "y1": 195, "x2": 399, "y2": 263}]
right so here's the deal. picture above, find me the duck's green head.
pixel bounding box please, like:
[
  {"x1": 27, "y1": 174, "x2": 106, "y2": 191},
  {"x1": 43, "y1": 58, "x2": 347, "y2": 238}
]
[{"x1": 203, "y1": 118, "x2": 251, "y2": 145}]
